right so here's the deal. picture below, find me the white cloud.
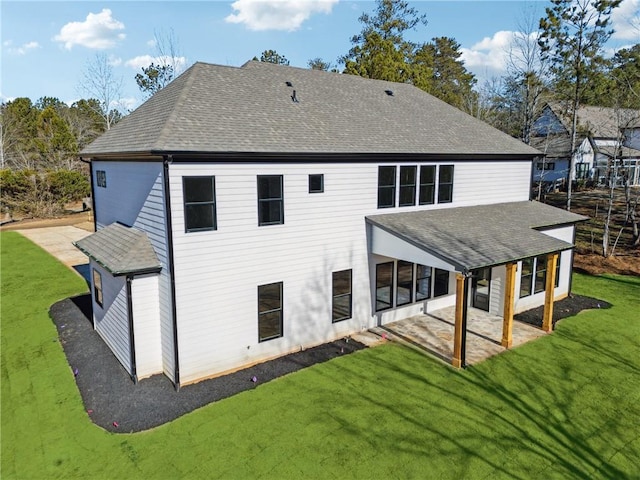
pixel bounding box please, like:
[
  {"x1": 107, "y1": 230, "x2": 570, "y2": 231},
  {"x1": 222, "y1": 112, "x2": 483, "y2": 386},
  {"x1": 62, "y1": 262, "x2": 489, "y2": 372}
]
[
  {"x1": 611, "y1": 0, "x2": 640, "y2": 41},
  {"x1": 461, "y1": 31, "x2": 516, "y2": 76},
  {"x1": 5, "y1": 40, "x2": 40, "y2": 55},
  {"x1": 108, "y1": 55, "x2": 122, "y2": 67},
  {"x1": 54, "y1": 9, "x2": 125, "y2": 50},
  {"x1": 225, "y1": 0, "x2": 338, "y2": 31},
  {"x1": 146, "y1": 38, "x2": 157, "y2": 48},
  {"x1": 118, "y1": 97, "x2": 140, "y2": 112},
  {"x1": 124, "y1": 54, "x2": 187, "y2": 71}
]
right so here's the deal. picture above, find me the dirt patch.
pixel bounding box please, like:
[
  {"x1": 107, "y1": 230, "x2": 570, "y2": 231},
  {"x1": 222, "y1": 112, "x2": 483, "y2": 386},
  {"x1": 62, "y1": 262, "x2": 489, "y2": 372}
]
[
  {"x1": 515, "y1": 294, "x2": 611, "y2": 329},
  {"x1": 0, "y1": 210, "x2": 94, "y2": 232}
]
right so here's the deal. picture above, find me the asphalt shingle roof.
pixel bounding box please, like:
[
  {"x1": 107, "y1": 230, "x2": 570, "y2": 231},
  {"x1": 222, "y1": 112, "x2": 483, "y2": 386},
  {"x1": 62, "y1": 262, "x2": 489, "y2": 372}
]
[
  {"x1": 366, "y1": 201, "x2": 587, "y2": 272},
  {"x1": 82, "y1": 61, "x2": 540, "y2": 157},
  {"x1": 74, "y1": 223, "x2": 162, "y2": 276}
]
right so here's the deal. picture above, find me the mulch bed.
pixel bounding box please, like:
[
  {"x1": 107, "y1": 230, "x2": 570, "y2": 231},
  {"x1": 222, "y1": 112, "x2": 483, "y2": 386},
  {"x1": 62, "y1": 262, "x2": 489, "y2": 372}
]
[
  {"x1": 515, "y1": 293, "x2": 611, "y2": 328},
  {"x1": 49, "y1": 294, "x2": 365, "y2": 433}
]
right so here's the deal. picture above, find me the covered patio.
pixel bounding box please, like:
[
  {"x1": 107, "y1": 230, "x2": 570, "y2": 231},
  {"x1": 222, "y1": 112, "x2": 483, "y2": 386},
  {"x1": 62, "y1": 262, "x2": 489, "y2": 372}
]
[{"x1": 375, "y1": 306, "x2": 547, "y2": 366}]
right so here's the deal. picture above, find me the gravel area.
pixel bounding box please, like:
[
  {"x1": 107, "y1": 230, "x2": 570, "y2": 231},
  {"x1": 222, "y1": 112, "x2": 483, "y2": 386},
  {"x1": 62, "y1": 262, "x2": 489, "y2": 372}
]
[{"x1": 50, "y1": 294, "x2": 365, "y2": 433}]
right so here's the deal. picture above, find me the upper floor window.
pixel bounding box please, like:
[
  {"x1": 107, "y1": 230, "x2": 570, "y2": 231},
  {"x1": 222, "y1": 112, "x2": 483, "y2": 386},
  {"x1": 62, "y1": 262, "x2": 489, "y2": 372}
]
[
  {"x1": 399, "y1": 166, "x2": 417, "y2": 207},
  {"x1": 332, "y1": 269, "x2": 352, "y2": 322},
  {"x1": 96, "y1": 170, "x2": 107, "y2": 188},
  {"x1": 258, "y1": 282, "x2": 283, "y2": 342},
  {"x1": 183, "y1": 176, "x2": 217, "y2": 232},
  {"x1": 258, "y1": 175, "x2": 284, "y2": 226},
  {"x1": 309, "y1": 174, "x2": 324, "y2": 193},
  {"x1": 419, "y1": 166, "x2": 435, "y2": 205},
  {"x1": 377, "y1": 166, "x2": 396, "y2": 208},
  {"x1": 438, "y1": 165, "x2": 454, "y2": 203}
]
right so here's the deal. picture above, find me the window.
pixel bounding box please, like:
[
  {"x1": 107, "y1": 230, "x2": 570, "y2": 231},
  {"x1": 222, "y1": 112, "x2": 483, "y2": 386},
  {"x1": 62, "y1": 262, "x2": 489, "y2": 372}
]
[
  {"x1": 433, "y1": 268, "x2": 449, "y2": 297},
  {"x1": 183, "y1": 176, "x2": 217, "y2": 232},
  {"x1": 396, "y1": 261, "x2": 413, "y2": 305},
  {"x1": 416, "y1": 264, "x2": 432, "y2": 300},
  {"x1": 519, "y1": 258, "x2": 534, "y2": 298},
  {"x1": 96, "y1": 170, "x2": 107, "y2": 188},
  {"x1": 534, "y1": 255, "x2": 547, "y2": 293},
  {"x1": 555, "y1": 254, "x2": 561, "y2": 288},
  {"x1": 309, "y1": 174, "x2": 324, "y2": 193},
  {"x1": 377, "y1": 166, "x2": 396, "y2": 208},
  {"x1": 332, "y1": 270, "x2": 352, "y2": 322},
  {"x1": 438, "y1": 165, "x2": 454, "y2": 203},
  {"x1": 258, "y1": 282, "x2": 283, "y2": 342},
  {"x1": 419, "y1": 166, "x2": 435, "y2": 205},
  {"x1": 92, "y1": 269, "x2": 103, "y2": 308},
  {"x1": 375, "y1": 262, "x2": 394, "y2": 311},
  {"x1": 537, "y1": 162, "x2": 555, "y2": 171},
  {"x1": 576, "y1": 162, "x2": 589, "y2": 180},
  {"x1": 258, "y1": 175, "x2": 284, "y2": 226},
  {"x1": 399, "y1": 166, "x2": 417, "y2": 206}
]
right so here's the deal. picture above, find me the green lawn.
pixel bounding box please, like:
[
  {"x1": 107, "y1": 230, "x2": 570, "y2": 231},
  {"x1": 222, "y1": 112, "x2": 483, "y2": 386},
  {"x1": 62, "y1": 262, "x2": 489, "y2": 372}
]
[{"x1": 2, "y1": 230, "x2": 639, "y2": 479}]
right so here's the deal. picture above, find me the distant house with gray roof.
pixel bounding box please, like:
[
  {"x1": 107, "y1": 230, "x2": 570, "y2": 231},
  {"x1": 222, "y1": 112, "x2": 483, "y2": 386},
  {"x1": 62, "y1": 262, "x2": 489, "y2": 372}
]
[
  {"x1": 76, "y1": 61, "x2": 585, "y2": 388},
  {"x1": 531, "y1": 103, "x2": 640, "y2": 187}
]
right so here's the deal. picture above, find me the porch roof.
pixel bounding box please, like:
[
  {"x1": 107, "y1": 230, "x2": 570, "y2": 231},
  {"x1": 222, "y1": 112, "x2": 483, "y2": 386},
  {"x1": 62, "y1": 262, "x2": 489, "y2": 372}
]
[
  {"x1": 74, "y1": 223, "x2": 162, "y2": 276},
  {"x1": 366, "y1": 201, "x2": 587, "y2": 273}
]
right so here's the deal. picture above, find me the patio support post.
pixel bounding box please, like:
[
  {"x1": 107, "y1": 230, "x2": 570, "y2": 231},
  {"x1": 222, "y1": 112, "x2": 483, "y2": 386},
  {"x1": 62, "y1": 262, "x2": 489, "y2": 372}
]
[
  {"x1": 453, "y1": 273, "x2": 468, "y2": 368},
  {"x1": 542, "y1": 253, "x2": 559, "y2": 332},
  {"x1": 501, "y1": 262, "x2": 516, "y2": 348}
]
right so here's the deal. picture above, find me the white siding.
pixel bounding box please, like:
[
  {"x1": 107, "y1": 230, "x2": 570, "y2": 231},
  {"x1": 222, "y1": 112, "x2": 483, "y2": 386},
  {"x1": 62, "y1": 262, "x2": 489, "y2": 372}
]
[
  {"x1": 91, "y1": 262, "x2": 131, "y2": 374},
  {"x1": 92, "y1": 161, "x2": 174, "y2": 381},
  {"x1": 131, "y1": 274, "x2": 163, "y2": 379},
  {"x1": 168, "y1": 159, "x2": 530, "y2": 382}
]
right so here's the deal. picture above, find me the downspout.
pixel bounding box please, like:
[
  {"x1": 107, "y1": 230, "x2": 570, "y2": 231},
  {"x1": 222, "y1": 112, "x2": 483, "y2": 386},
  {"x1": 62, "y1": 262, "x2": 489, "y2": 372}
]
[
  {"x1": 163, "y1": 156, "x2": 180, "y2": 390},
  {"x1": 126, "y1": 275, "x2": 138, "y2": 384}
]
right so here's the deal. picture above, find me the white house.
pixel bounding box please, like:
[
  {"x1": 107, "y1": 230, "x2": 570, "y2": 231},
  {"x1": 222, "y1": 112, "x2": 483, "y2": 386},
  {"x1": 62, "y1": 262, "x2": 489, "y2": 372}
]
[{"x1": 76, "y1": 61, "x2": 585, "y2": 388}]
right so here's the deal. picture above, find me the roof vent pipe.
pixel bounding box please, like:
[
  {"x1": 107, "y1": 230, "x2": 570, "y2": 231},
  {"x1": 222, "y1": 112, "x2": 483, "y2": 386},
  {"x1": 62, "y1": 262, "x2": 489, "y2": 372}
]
[
  {"x1": 385, "y1": 89, "x2": 394, "y2": 96},
  {"x1": 286, "y1": 81, "x2": 293, "y2": 87},
  {"x1": 291, "y1": 90, "x2": 299, "y2": 103}
]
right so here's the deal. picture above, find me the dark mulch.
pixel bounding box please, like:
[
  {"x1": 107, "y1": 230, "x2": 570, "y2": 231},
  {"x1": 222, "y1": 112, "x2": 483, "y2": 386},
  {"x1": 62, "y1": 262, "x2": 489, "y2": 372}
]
[
  {"x1": 49, "y1": 294, "x2": 365, "y2": 434},
  {"x1": 515, "y1": 293, "x2": 611, "y2": 328}
]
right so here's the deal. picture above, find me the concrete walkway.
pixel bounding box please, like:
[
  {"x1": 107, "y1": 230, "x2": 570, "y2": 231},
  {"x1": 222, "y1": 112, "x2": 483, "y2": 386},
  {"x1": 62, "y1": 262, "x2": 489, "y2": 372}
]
[
  {"x1": 375, "y1": 306, "x2": 547, "y2": 366},
  {"x1": 16, "y1": 226, "x2": 91, "y2": 280}
]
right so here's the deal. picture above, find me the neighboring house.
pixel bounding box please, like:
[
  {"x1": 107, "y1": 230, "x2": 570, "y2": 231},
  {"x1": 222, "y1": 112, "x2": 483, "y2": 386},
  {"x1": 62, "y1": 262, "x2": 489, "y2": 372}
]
[
  {"x1": 75, "y1": 61, "x2": 585, "y2": 388},
  {"x1": 531, "y1": 103, "x2": 640, "y2": 186}
]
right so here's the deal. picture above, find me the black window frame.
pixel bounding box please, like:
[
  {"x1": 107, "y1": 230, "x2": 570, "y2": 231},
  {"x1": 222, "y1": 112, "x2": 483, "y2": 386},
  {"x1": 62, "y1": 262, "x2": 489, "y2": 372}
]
[
  {"x1": 309, "y1": 174, "x2": 324, "y2": 193},
  {"x1": 257, "y1": 175, "x2": 284, "y2": 226},
  {"x1": 416, "y1": 264, "x2": 432, "y2": 300},
  {"x1": 399, "y1": 166, "x2": 417, "y2": 207},
  {"x1": 419, "y1": 165, "x2": 436, "y2": 205},
  {"x1": 375, "y1": 262, "x2": 394, "y2": 311},
  {"x1": 396, "y1": 260, "x2": 413, "y2": 306},
  {"x1": 537, "y1": 162, "x2": 555, "y2": 171},
  {"x1": 519, "y1": 257, "x2": 535, "y2": 298},
  {"x1": 377, "y1": 166, "x2": 397, "y2": 209},
  {"x1": 433, "y1": 268, "x2": 449, "y2": 297},
  {"x1": 96, "y1": 170, "x2": 107, "y2": 188},
  {"x1": 555, "y1": 253, "x2": 561, "y2": 288},
  {"x1": 92, "y1": 268, "x2": 103, "y2": 308},
  {"x1": 534, "y1": 255, "x2": 547, "y2": 294},
  {"x1": 183, "y1": 176, "x2": 217, "y2": 233},
  {"x1": 437, "y1": 165, "x2": 454, "y2": 204},
  {"x1": 332, "y1": 269, "x2": 352, "y2": 323},
  {"x1": 258, "y1": 282, "x2": 283, "y2": 342}
]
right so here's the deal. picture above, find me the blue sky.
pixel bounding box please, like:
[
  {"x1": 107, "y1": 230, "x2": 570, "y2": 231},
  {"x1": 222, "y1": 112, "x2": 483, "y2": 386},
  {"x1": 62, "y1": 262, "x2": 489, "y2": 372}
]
[{"x1": 2, "y1": 0, "x2": 638, "y2": 110}]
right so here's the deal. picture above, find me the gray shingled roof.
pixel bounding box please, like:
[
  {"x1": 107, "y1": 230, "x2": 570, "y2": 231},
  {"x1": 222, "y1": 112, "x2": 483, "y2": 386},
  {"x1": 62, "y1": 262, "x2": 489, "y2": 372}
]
[
  {"x1": 74, "y1": 223, "x2": 162, "y2": 276},
  {"x1": 366, "y1": 201, "x2": 587, "y2": 272},
  {"x1": 82, "y1": 61, "x2": 540, "y2": 157}
]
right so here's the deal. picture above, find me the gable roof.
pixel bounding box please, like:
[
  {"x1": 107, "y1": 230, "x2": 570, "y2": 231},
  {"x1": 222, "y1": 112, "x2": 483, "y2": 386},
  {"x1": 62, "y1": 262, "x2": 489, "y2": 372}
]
[
  {"x1": 74, "y1": 223, "x2": 162, "y2": 276},
  {"x1": 82, "y1": 61, "x2": 540, "y2": 158},
  {"x1": 367, "y1": 201, "x2": 587, "y2": 272}
]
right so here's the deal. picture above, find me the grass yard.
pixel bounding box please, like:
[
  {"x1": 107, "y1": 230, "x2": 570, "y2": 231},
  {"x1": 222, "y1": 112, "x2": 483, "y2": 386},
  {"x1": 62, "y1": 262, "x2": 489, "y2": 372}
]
[{"x1": 2, "y1": 230, "x2": 639, "y2": 479}]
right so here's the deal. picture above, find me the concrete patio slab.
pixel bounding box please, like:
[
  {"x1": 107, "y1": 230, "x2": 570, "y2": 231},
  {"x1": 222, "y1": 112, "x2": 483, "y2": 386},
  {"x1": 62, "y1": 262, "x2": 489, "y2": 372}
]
[{"x1": 376, "y1": 306, "x2": 547, "y2": 366}]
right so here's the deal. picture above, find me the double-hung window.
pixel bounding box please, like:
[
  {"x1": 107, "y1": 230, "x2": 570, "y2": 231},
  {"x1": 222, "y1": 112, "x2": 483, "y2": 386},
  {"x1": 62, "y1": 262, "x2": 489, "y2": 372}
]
[
  {"x1": 375, "y1": 262, "x2": 394, "y2": 311},
  {"x1": 332, "y1": 270, "x2": 352, "y2": 322},
  {"x1": 419, "y1": 166, "x2": 435, "y2": 205},
  {"x1": 257, "y1": 175, "x2": 284, "y2": 226},
  {"x1": 183, "y1": 176, "x2": 217, "y2": 232},
  {"x1": 438, "y1": 165, "x2": 454, "y2": 203},
  {"x1": 258, "y1": 282, "x2": 283, "y2": 342},
  {"x1": 534, "y1": 255, "x2": 547, "y2": 294},
  {"x1": 92, "y1": 269, "x2": 103, "y2": 308},
  {"x1": 399, "y1": 166, "x2": 417, "y2": 206},
  {"x1": 377, "y1": 166, "x2": 396, "y2": 208},
  {"x1": 519, "y1": 258, "x2": 534, "y2": 298},
  {"x1": 396, "y1": 261, "x2": 413, "y2": 305}
]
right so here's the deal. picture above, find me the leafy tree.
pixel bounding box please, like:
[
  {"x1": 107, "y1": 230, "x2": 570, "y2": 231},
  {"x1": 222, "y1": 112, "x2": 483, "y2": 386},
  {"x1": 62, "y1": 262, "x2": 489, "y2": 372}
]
[
  {"x1": 0, "y1": 98, "x2": 39, "y2": 169},
  {"x1": 255, "y1": 50, "x2": 290, "y2": 65},
  {"x1": 135, "y1": 28, "x2": 184, "y2": 99},
  {"x1": 307, "y1": 57, "x2": 335, "y2": 71},
  {"x1": 35, "y1": 107, "x2": 78, "y2": 170},
  {"x1": 538, "y1": 0, "x2": 622, "y2": 210},
  {"x1": 136, "y1": 63, "x2": 175, "y2": 98}
]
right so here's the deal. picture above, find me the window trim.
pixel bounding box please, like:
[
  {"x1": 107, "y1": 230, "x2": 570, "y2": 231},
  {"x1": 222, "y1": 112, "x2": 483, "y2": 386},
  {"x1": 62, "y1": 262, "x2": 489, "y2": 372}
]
[
  {"x1": 183, "y1": 176, "x2": 217, "y2": 233},
  {"x1": 375, "y1": 262, "x2": 394, "y2": 311},
  {"x1": 534, "y1": 255, "x2": 547, "y2": 294},
  {"x1": 258, "y1": 282, "x2": 283, "y2": 342},
  {"x1": 377, "y1": 166, "x2": 397, "y2": 209},
  {"x1": 419, "y1": 165, "x2": 436, "y2": 205},
  {"x1": 332, "y1": 269, "x2": 352, "y2": 323},
  {"x1": 308, "y1": 174, "x2": 324, "y2": 193},
  {"x1": 257, "y1": 175, "x2": 284, "y2": 226},
  {"x1": 92, "y1": 268, "x2": 103, "y2": 308},
  {"x1": 416, "y1": 264, "x2": 432, "y2": 301},
  {"x1": 96, "y1": 170, "x2": 107, "y2": 188},
  {"x1": 437, "y1": 165, "x2": 454, "y2": 204},
  {"x1": 399, "y1": 166, "x2": 417, "y2": 207}
]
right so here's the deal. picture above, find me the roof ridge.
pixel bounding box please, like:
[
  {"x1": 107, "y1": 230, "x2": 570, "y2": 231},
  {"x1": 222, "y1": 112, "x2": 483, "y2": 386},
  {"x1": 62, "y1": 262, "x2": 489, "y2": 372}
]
[{"x1": 156, "y1": 63, "x2": 202, "y2": 150}]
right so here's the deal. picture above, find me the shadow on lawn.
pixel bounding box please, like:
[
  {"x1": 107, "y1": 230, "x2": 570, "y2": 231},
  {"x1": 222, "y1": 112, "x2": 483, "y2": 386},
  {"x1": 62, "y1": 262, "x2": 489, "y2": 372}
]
[{"x1": 319, "y1": 335, "x2": 633, "y2": 479}]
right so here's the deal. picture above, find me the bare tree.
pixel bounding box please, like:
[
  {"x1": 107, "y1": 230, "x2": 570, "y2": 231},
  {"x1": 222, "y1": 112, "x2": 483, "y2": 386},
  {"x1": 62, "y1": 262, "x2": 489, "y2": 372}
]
[{"x1": 79, "y1": 53, "x2": 124, "y2": 130}]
